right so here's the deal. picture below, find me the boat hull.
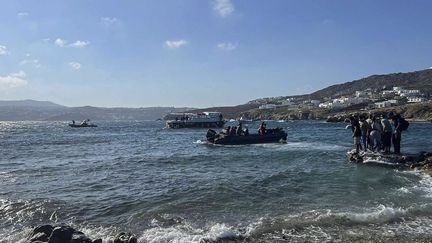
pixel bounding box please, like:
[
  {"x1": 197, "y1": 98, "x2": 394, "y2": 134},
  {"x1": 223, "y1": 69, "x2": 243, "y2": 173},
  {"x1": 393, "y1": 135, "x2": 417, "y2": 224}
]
[
  {"x1": 166, "y1": 121, "x2": 225, "y2": 129},
  {"x1": 206, "y1": 129, "x2": 287, "y2": 145},
  {"x1": 68, "y1": 124, "x2": 98, "y2": 128}
]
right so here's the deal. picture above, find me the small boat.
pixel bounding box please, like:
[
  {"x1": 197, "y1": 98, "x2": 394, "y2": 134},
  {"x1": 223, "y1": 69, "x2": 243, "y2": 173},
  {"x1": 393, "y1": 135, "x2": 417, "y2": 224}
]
[
  {"x1": 206, "y1": 128, "x2": 287, "y2": 145},
  {"x1": 68, "y1": 124, "x2": 98, "y2": 128}
]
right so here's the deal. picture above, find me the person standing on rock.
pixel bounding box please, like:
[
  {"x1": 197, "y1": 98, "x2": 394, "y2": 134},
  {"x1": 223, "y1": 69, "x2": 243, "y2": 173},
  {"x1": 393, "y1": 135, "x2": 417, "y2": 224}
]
[
  {"x1": 389, "y1": 112, "x2": 405, "y2": 154},
  {"x1": 369, "y1": 116, "x2": 382, "y2": 152},
  {"x1": 350, "y1": 116, "x2": 363, "y2": 153},
  {"x1": 381, "y1": 114, "x2": 393, "y2": 153},
  {"x1": 359, "y1": 116, "x2": 369, "y2": 152}
]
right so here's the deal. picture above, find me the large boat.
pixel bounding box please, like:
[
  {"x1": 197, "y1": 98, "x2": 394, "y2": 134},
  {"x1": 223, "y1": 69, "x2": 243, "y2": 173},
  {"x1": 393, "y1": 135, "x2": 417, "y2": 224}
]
[
  {"x1": 206, "y1": 128, "x2": 287, "y2": 145},
  {"x1": 165, "y1": 112, "x2": 225, "y2": 129}
]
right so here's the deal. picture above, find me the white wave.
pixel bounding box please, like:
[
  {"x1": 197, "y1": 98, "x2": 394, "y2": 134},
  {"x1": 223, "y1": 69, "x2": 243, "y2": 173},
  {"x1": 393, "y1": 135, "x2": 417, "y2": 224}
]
[
  {"x1": 340, "y1": 205, "x2": 407, "y2": 224},
  {"x1": 413, "y1": 173, "x2": 432, "y2": 198},
  {"x1": 396, "y1": 187, "x2": 410, "y2": 194},
  {"x1": 286, "y1": 142, "x2": 345, "y2": 151},
  {"x1": 362, "y1": 158, "x2": 402, "y2": 166},
  {"x1": 193, "y1": 140, "x2": 208, "y2": 145},
  {"x1": 138, "y1": 223, "x2": 240, "y2": 243},
  {"x1": 294, "y1": 205, "x2": 409, "y2": 225}
]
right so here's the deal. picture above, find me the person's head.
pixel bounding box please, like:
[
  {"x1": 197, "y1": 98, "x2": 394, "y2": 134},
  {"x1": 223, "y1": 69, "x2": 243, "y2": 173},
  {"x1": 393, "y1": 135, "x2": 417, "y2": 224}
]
[
  {"x1": 227, "y1": 126, "x2": 230, "y2": 130},
  {"x1": 388, "y1": 112, "x2": 395, "y2": 119}
]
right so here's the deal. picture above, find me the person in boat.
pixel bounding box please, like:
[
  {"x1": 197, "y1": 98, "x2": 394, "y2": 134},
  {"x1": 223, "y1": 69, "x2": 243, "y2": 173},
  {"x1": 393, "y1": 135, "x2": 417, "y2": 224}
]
[
  {"x1": 244, "y1": 128, "x2": 249, "y2": 136},
  {"x1": 81, "y1": 120, "x2": 88, "y2": 126},
  {"x1": 72, "y1": 120, "x2": 75, "y2": 125},
  {"x1": 258, "y1": 122, "x2": 266, "y2": 135},
  {"x1": 222, "y1": 126, "x2": 231, "y2": 135},
  {"x1": 229, "y1": 126, "x2": 237, "y2": 136},
  {"x1": 236, "y1": 122, "x2": 243, "y2": 136}
]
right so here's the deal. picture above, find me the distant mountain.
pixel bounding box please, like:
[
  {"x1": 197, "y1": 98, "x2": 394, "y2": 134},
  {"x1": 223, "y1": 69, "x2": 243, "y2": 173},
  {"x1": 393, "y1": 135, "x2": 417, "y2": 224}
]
[
  {"x1": 0, "y1": 100, "x2": 192, "y2": 121},
  {"x1": 309, "y1": 68, "x2": 432, "y2": 99},
  {"x1": 0, "y1": 99, "x2": 64, "y2": 108}
]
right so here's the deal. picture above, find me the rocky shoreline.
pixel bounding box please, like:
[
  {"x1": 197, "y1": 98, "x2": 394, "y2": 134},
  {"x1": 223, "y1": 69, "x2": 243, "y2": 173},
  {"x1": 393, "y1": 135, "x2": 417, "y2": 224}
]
[
  {"x1": 26, "y1": 225, "x2": 137, "y2": 243},
  {"x1": 347, "y1": 151, "x2": 432, "y2": 175}
]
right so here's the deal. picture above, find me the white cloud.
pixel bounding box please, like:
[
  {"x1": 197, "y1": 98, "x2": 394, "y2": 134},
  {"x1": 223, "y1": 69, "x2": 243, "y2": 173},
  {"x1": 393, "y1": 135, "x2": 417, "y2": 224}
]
[
  {"x1": 165, "y1": 40, "x2": 188, "y2": 49},
  {"x1": 217, "y1": 42, "x2": 237, "y2": 51},
  {"x1": 70, "y1": 40, "x2": 90, "y2": 48},
  {"x1": 54, "y1": 38, "x2": 90, "y2": 48},
  {"x1": 17, "y1": 12, "x2": 29, "y2": 19},
  {"x1": 69, "y1": 62, "x2": 81, "y2": 70},
  {"x1": 213, "y1": 0, "x2": 234, "y2": 18},
  {"x1": 0, "y1": 45, "x2": 8, "y2": 56},
  {"x1": 19, "y1": 58, "x2": 41, "y2": 68},
  {"x1": 101, "y1": 17, "x2": 122, "y2": 28},
  {"x1": 0, "y1": 71, "x2": 28, "y2": 90},
  {"x1": 54, "y1": 38, "x2": 67, "y2": 47}
]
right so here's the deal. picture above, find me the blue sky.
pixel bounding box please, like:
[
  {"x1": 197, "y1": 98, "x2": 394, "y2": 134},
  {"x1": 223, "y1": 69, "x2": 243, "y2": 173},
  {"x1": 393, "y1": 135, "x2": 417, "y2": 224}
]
[{"x1": 0, "y1": 0, "x2": 431, "y2": 108}]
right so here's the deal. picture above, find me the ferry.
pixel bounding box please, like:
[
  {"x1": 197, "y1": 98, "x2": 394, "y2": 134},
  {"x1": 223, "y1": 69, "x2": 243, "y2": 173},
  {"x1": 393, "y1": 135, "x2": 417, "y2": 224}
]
[{"x1": 165, "y1": 112, "x2": 225, "y2": 129}]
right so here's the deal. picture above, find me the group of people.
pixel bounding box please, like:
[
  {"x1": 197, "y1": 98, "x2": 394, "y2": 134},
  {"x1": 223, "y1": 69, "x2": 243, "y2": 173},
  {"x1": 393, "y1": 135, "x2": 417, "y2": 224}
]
[
  {"x1": 349, "y1": 112, "x2": 409, "y2": 154},
  {"x1": 221, "y1": 122, "x2": 268, "y2": 137},
  {"x1": 71, "y1": 119, "x2": 91, "y2": 125},
  {"x1": 222, "y1": 123, "x2": 250, "y2": 136}
]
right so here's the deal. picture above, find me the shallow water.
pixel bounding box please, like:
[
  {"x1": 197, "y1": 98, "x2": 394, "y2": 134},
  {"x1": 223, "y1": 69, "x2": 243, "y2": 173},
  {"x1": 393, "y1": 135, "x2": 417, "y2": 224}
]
[{"x1": 0, "y1": 120, "x2": 432, "y2": 242}]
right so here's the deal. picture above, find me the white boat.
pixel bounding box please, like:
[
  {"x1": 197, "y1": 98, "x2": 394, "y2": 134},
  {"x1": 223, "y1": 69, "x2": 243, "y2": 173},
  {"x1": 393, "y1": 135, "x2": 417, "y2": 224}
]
[
  {"x1": 165, "y1": 112, "x2": 225, "y2": 129},
  {"x1": 237, "y1": 117, "x2": 253, "y2": 124}
]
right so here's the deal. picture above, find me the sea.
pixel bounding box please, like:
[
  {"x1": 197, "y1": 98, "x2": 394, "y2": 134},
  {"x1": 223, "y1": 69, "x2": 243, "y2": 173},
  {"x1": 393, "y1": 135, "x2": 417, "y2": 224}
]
[{"x1": 1, "y1": 120, "x2": 432, "y2": 243}]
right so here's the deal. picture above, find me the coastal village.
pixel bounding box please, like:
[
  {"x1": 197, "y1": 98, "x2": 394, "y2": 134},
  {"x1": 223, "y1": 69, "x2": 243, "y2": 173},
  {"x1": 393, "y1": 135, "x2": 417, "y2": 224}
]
[
  {"x1": 244, "y1": 85, "x2": 432, "y2": 121},
  {"x1": 256, "y1": 86, "x2": 428, "y2": 111}
]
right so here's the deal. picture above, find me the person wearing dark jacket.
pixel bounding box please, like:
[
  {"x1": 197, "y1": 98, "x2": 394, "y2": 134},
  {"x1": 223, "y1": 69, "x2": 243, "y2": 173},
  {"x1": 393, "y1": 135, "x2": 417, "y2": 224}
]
[
  {"x1": 389, "y1": 112, "x2": 403, "y2": 154},
  {"x1": 350, "y1": 116, "x2": 363, "y2": 153}
]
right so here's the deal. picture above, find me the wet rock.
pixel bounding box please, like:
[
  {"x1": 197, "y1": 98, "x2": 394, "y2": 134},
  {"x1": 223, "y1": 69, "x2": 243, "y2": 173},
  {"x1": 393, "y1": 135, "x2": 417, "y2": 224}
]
[
  {"x1": 113, "y1": 232, "x2": 137, "y2": 243},
  {"x1": 27, "y1": 225, "x2": 101, "y2": 243},
  {"x1": 29, "y1": 225, "x2": 54, "y2": 242},
  {"x1": 347, "y1": 150, "x2": 432, "y2": 174},
  {"x1": 326, "y1": 116, "x2": 345, "y2": 123}
]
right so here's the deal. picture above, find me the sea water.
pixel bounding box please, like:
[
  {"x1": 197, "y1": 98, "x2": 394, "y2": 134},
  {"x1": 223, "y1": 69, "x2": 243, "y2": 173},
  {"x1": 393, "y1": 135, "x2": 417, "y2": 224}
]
[{"x1": 1, "y1": 120, "x2": 432, "y2": 242}]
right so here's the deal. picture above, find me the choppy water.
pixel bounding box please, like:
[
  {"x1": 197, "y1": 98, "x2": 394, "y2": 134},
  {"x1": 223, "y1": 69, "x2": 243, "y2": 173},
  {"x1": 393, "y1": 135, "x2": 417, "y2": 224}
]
[{"x1": 1, "y1": 120, "x2": 432, "y2": 242}]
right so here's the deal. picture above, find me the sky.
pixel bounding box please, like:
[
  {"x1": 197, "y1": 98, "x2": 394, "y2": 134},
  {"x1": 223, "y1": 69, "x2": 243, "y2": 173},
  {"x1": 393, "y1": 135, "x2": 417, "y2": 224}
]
[{"x1": 0, "y1": 0, "x2": 431, "y2": 108}]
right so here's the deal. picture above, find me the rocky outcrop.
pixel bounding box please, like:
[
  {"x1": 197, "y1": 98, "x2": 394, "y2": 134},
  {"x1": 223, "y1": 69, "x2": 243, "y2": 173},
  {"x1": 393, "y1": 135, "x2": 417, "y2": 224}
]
[
  {"x1": 26, "y1": 225, "x2": 137, "y2": 243},
  {"x1": 347, "y1": 150, "x2": 432, "y2": 174},
  {"x1": 326, "y1": 115, "x2": 346, "y2": 122},
  {"x1": 113, "y1": 232, "x2": 137, "y2": 243}
]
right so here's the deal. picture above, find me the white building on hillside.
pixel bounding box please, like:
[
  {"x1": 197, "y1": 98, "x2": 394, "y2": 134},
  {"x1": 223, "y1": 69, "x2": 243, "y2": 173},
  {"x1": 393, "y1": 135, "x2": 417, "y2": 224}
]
[
  {"x1": 408, "y1": 97, "x2": 427, "y2": 103},
  {"x1": 259, "y1": 104, "x2": 277, "y2": 110}
]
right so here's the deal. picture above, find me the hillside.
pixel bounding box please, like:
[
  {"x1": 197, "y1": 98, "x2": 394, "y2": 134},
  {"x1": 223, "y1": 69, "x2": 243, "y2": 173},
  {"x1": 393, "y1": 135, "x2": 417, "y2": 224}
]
[
  {"x1": 0, "y1": 101, "x2": 191, "y2": 121},
  {"x1": 309, "y1": 69, "x2": 432, "y2": 99},
  {"x1": 0, "y1": 99, "x2": 64, "y2": 108}
]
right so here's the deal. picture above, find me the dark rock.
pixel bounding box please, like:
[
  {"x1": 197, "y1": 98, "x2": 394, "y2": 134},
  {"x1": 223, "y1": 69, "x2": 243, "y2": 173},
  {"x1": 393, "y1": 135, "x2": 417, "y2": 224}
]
[
  {"x1": 29, "y1": 225, "x2": 54, "y2": 242},
  {"x1": 70, "y1": 232, "x2": 92, "y2": 243},
  {"x1": 48, "y1": 226, "x2": 75, "y2": 243},
  {"x1": 347, "y1": 150, "x2": 432, "y2": 175},
  {"x1": 113, "y1": 232, "x2": 137, "y2": 243},
  {"x1": 27, "y1": 225, "x2": 100, "y2": 243},
  {"x1": 29, "y1": 232, "x2": 50, "y2": 242}
]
